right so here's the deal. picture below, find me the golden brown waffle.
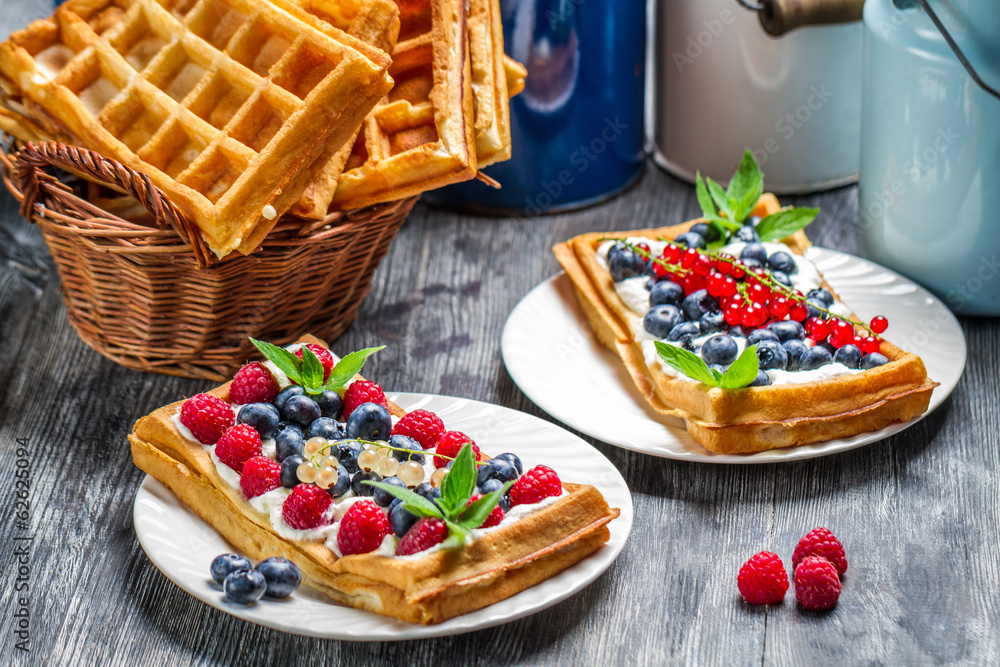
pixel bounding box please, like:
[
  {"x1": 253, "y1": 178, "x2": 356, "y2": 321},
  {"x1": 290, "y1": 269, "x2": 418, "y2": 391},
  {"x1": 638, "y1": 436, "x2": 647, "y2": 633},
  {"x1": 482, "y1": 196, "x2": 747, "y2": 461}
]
[
  {"x1": 468, "y1": 0, "x2": 511, "y2": 168},
  {"x1": 0, "y1": 0, "x2": 393, "y2": 258}
]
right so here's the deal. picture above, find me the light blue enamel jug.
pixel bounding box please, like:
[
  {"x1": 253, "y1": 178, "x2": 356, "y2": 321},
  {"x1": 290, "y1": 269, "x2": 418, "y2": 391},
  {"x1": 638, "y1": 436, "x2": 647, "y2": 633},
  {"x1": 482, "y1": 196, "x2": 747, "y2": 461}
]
[{"x1": 859, "y1": 0, "x2": 1000, "y2": 315}]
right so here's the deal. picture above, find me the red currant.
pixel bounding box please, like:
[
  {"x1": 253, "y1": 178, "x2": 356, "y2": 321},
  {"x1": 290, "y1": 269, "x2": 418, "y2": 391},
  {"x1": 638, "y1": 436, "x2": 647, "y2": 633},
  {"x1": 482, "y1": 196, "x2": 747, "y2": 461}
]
[
  {"x1": 747, "y1": 283, "x2": 768, "y2": 304},
  {"x1": 741, "y1": 303, "x2": 768, "y2": 327},
  {"x1": 682, "y1": 273, "x2": 706, "y2": 294},
  {"x1": 693, "y1": 253, "x2": 712, "y2": 276},
  {"x1": 719, "y1": 276, "x2": 738, "y2": 297},
  {"x1": 769, "y1": 296, "x2": 791, "y2": 319},
  {"x1": 714, "y1": 257, "x2": 732, "y2": 275},
  {"x1": 861, "y1": 336, "x2": 881, "y2": 354},
  {"x1": 636, "y1": 242, "x2": 650, "y2": 257},
  {"x1": 724, "y1": 303, "x2": 744, "y2": 326},
  {"x1": 870, "y1": 315, "x2": 888, "y2": 334},
  {"x1": 805, "y1": 317, "x2": 830, "y2": 340},
  {"x1": 790, "y1": 303, "x2": 809, "y2": 322},
  {"x1": 706, "y1": 272, "x2": 726, "y2": 297},
  {"x1": 652, "y1": 258, "x2": 671, "y2": 278},
  {"x1": 730, "y1": 262, "x2": 746, "y2": 279},
  {"x1": 680, "y1": 248, "x2": 699, "y2": 269},
  {"x1": 663, "y1": 244, "x2": 681, "y2": 263},
  {"x1": 829, "y1": 320, "x2": 855, "y2": 348}
]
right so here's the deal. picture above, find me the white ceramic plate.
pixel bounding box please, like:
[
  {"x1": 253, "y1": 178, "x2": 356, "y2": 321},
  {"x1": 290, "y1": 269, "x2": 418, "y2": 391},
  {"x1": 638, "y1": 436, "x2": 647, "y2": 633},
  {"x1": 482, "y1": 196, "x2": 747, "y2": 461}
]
[
  {"x1": 133, "y1": 392, "x2": 633, "y2": 641},
  {"x1": 502, "y1": 247, "x2": 966, "y2": 463}
]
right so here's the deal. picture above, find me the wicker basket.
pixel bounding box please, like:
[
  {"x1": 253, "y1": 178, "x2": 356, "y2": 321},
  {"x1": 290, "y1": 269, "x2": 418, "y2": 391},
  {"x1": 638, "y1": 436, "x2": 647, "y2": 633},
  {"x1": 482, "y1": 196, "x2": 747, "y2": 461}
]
[{"x1": 1, "y1": 141, "x2": 417, "y2": 381}]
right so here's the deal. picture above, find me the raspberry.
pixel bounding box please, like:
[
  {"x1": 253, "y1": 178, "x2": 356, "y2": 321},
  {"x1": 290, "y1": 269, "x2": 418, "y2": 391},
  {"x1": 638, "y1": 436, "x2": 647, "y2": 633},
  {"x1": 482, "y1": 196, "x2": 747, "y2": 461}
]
[
  {"x1": 737, "y1": 551, "x2": 789, "y2": 605},
  {"x1": 395, "y1": 517, "x2": 448, "y2": 556},
  {"x1": 467, "y1": 494, "x2": 504, "y2": 528},
  {"x1": 794, "y1": 556, "x2": 842, "y2": 610},
  {"x1": 295, "y1": 344, "x2": 334, "y2": 381},
  {"x1": 215, "y1": 424, "x2": 262, "y2": 473},
  {"x1": 180, "y1": 393, "x2": 235, "y2": 445},
  {"x1": 229, "y1": 362, "x2": 280, "y2": 405},
  {"x1": 239, "y1": 456, "x2": 281, "y2": 498},
  {"x1": 508, "y1": 465, "x2": 562, "y2": 506},
  {"x1": 433, "y1": 431, "x2": 481, "y2": 468},
  {"x1": 392, "y1": 409, "x2": 446, "y2": 450},
  {"x1": 282, "y1": 484, "x2": 332, "y2": 530},
  {"x1": 337, "y1": 500, "x2": 392, "y2": 555},
  {"x1": 343, "y1": 380, "x2": 388, "y2": 419},
  {"x1": 792, "y1": 527, "x2": 848, "y2": 575}
]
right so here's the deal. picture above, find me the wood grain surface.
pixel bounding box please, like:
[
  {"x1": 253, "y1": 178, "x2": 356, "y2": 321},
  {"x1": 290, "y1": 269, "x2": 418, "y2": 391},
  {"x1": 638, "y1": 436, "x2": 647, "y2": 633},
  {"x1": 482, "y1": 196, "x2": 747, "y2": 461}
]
[{"x1": 1, "y1": 158, "x2": 997, "y2": 666}]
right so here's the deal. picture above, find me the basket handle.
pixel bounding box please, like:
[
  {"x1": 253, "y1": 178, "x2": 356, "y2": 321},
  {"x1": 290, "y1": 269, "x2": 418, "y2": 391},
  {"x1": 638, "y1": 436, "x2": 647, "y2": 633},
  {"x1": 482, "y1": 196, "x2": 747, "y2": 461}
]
[{"x1": 13, "y1": 141, "x2": 211, "y2": 267}]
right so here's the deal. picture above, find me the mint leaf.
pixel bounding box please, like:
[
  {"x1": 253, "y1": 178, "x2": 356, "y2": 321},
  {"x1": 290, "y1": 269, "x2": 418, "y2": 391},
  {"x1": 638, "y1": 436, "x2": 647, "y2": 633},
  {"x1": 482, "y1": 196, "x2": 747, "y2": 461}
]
[
  {"x1": 440, "y1": 443, "x2": 477, "y2": 514},
  {"x1": 299, "y1": 345, "x2": 325, "y2": 393},
  {"x1": 655, "y1": 341, "x2": 720, "y2": 387},
  {"x1": 719, "y1": 344, "x2": 760, "y2": 389},
  {"x1": 364, "y1": 481, "x2": 443, "y2": 519},
  {"x1": 458, "y1": 482, "x2": 514, "y2": 529},
  {"x1": 325, "y1": 346, "x2": 385, "y2": 391},
  {"x1": 704, "y1": 212, "x2": 741, "y2": 232},
  {"x1": 695, "y1": 171, "x2": 717, "y2": 219},
  {"x1": 706, "y1": 177, "x2": 734, "y2": 220},
  {"x1": 250, "y1": 338, "x2": 302, "y2": 384},
  {"x1": 726, "y1": 150, "x2": 763, "y2": 222},
  {"x1": 755, "y1": 207, "x2": 819, "y2": 242}
]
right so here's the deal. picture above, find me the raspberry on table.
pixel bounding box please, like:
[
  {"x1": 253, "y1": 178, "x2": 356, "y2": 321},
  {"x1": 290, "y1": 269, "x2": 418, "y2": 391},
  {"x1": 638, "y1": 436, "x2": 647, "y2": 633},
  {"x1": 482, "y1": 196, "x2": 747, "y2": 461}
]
[
  {"x1": 395, "y1": 517, "x2": 448, "y2": 556},
  {"x1": 180, "y1": 393, "x2": 235, "y2": 445},
  {"x1": 794, "y1": 556, "x2": 842, "y2": 611},
  {"x1": 282, "y1": 484, "x2": 332, "y2": 530},
  {"x1": 214, "y1": 424, "x2": 263, "y2": 473},
  {"x1": 737, "y1": 551, "x2": 789, "y2": 605},
  {"x1": 508, "y1": 465, "x2": 562, "y2": 506},
  {"x1": 392, "y1": 409, "x2": 446, "y2": 450},
  {"x1": 295, "y1": 344, "x2": 335, "y2": 381},
  {"x1": 229, "y1": 362, "x2": 280, "y2": 405},
  {"x1": 343, "y1": 381, "x2": 388, "y2": 419},
  {"x1": 792, "y1": 526, "x2": 848, "y2": 576},
  {"x1": 239, "y1": 456, "x2": 282, "y2": 498},
  {"x1": 337, "y1": 500, "x2": 392, "y2": 555},
  {"x1": 433, "y1": 431, "x2": 481, "y2": 468}
]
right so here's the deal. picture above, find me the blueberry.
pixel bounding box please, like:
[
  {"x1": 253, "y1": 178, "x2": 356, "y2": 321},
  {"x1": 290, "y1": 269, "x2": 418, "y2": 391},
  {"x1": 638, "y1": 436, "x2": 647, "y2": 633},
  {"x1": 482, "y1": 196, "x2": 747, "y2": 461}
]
[
  {"x1": 806, "y1": 289, "x2": 834, "y2": 307},
  {"x1": 767, "y1": 320, "x2": 805, "y2": 342},
  {"x1": 701, "y1": 334, "x2": 738, "y2": 366},
  {"x1": 608, "y1": 244, "x2": 646, "y2": 282},
  {"x1": 860, "y1": 352, "x2": 890, "y2": 369},
  {"x1": 255, "y1": 557, "x2": 301, "y2": 598},
  {"x1": 709, "y1": 363, "x2": 727, "y2": 374},
  {"x1": 728, "y1": 325, "x2": 748, "y2": 339},
  {"x1": 389, "y1": 434, "x2": 424, "y2": 463},
  {"x1": 345, "y1": 403, "x2": 392, "y2": 441},
  {"x1": 414, "y1": 482, "x2": 436, "y2": 500},
  {"x1": 805, "y1": 298, "x2": 826, "y2": 320},
  {"x1": 735, "y1": 225, "x2": 760, "y2": 243},
  {"x1": 681, "y1": 289, "x2": 719, "y2": 322},
  {"x1": 771, "y1": 271, "x2": 792, "y2": 287},
  {"x1": 210, "y1": 553, "x2": 251, "y2": 585},
  {"x1": 283, "y1": 395, "x2": 321, "y2": 426},
  {"x1": 747, "y1": 329, "x2": 780, "y2": 346},
  {"x1": 336, "y1": 442, "x2": 361, "y2": 474},
  {"x1": 223, "y1": 569, "x2": 267, "y2": 604},
  {"x1": 372, "y1": 475, "x2": 406, "y2": 507},
  {"x1": 274, "y1": 385, "x2": 304, "y2": 413},
  {"x1": 782, "y1": 339, "x2": 809, "y2": 371},
  {"x1": 799, "y1": 346, "x2": 833, "y2": 370},
  {"x1": 307, "y1": 417, "x2": 344, "y2": 441},
  {"x1": 315, "y1": 390, "x2": 344, "y2": 420},
  {"x1": 674, "y1": 231, "x2": 706, "y2": 249},
  {"x1": 644, "y1": 304, "x2": 684, "y2": 338},
  {"x1": 389, "y1": 502, "x2": 418, "y2": 537},
  {"x1": 275, "y1": 423, "x2": 304, "y2": 462},
  {"x1": 748, "y1": 370, "x2": 772, "y2": 387},
  {"x1": 746, "y1": 215, "x2": 762, "y2": 227},
  {"x1": 351, "y1": 470, "x2": 382, "y2": 497},
  {"x1": 476, "y1": 458, "x2": 518, "y2": 488},
  {"x1": 650, "y1": 280, "x2": 685, "y2": 307},
  {"x1": 280, "y1": 454, "x2": 304, "y2": 488},
  {"x1": 689, "y1": 222, "x2": 721, "y2": 242},
  {"x1": 237, "y1": 403, "x2": 280, "y2": 439},
  {"x1": 329, "y1": 463, "x2": 350, "y2": 498},
  {"x1": 833, "y1": 344, "x2": 862, "y2": 369},
  {"x1": 479, "y1": 478, "x2": 504, "y2": 496},
  {"x1": 741, "y1": 258, "x2": 763, "y2": 270},
  {"x1": 740, "y1": 243, "x2": 767, "y2": 264},
  {"x1": 767, "y1": 252, "x2": 797, "y2": 274},
  {"x1": 495, "y1": 452, "x2": 523, "y2": 475},
  {"x1": 699, "y1": 310, "x2": 727, "y2": 335},
  {"x1": 666, "y1": 321, "x2": 701, "y2": 350},
  {"x1": 755, "y1": 340, "x2": 788, "y2": 370}
]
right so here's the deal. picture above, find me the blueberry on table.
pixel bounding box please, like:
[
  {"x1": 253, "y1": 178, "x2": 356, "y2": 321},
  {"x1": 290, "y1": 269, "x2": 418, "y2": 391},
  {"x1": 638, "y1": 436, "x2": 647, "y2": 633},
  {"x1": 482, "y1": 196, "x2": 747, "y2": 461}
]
[
  {"x1": 283, "y1": 395, "x2": 321, "y2": 426},
  {"x1": 476, "y1": 458, "x2": 518, "y2": 488},
  {"x1": 255, "y1": 557, "x2": 301, "y2": 598},
  {"x1": 674, "y1": 231, "x2": 706, "y2": 249},
  {"x1": 224, "y1": 569, "x2": 267, "y2": 604},
  {"x1": 307, "y1": 417, "x2": 344, "y2": 441},
  {"x1": 768, "y1": 320, "x2": 806, "y2": 342},
  {"x1": 280, "y1": 455, "x2": 305, "y2": 488},
  {"x1": 373, "y1": 475, "x2": 407, "y2": 507},
  {"x1": 495, "y1": 452, "x2": 523, "y2": 475},
  {"x1": 782, "y1": 339, "x2": 809, "y2": 371},
  {"x1": 860, "y1": 352, "x2": 890, "y2": 369},
  {"x1": 689, "y1": 222, "x2": 721, "y2": 242},
  {"x1": 274, "y1": 385, "x2": 305, "y2": 413},
  {"x1": 799, "y1": 346, "x2": 833, "y2": 370},
  {"x1": 644, "y1": 304, "x2": 683, "y2": 338},
  {"x1": 389, "y1": 434, "x2": 425, "y2": 463},
  {"x1": 650, "y1": 280, "x2": 685, "y2": 307},
  {"x1": 701, "y1": 334, "x2": 738, "y2": 366},
  {"x1": 315, "y1": 390, "x2": 344, "y2": 420},
  {"x1": 237, "y1": 403, "x2": 280, "y2": 439},
  {"x1": 755, "y1": 340, "x2": 788, "y2": 370},
  {"x1": 699, "y1": 310, "x2": 727, "y2": 335},
  {"x1": 346, "y1": 403, "x2": 392, "y2": 441},
  {"x1": 834, "y1": 344, "x2": 862, "y2": 369},
  {"x1": 748, "y1": 370, "x2": 772, "y2": 387},
  {"x1": 747, "y1": 329, "x2": 780, "y2": 346},
  {"x1": 681, "y1": 289, "x2": 719, "y2": 321},
  {"x1": 210, "y1": 553, "x2": 251, "y2": 585},
  {"x1": 767, "y1": 252, "x2": 797, "y2": 274},
  {"x1": 740, "y1": 243, "x2": 767, "y2": 264},
  {"x1": 806, "y1": 289, "x2": 834, "y2": 307}
]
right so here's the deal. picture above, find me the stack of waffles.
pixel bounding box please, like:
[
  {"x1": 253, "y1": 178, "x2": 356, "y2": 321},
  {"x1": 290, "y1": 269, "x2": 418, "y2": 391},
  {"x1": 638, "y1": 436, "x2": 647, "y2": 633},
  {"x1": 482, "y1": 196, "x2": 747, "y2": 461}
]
[{"x1": 0, "y1": 0, "x2": 525, "y2": 259}]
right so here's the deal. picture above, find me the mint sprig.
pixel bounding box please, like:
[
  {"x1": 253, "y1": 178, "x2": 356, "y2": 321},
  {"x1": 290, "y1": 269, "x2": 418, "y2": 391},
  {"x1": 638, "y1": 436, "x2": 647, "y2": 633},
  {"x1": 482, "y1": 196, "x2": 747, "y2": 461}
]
[
  {"x1": 754, "y1": 207, "x2": 819, "y2": 242},
  {"x1": 655, "y1": 341, "x2": 760, "y2": 389},
  {"x1": 249, "y1": 338, "x2": 384, "y2": 396},
  {"x1": 366, "y1": 443, "x2": 512, "y2": 548}
]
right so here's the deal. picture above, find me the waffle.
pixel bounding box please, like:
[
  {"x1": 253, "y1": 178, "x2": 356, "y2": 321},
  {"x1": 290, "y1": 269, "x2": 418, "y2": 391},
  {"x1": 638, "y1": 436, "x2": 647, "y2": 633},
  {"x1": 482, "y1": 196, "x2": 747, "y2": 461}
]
[
  {"x1": 0, "y1": 0, "x2": 393, "y2": 258},
  {"x1": 128, "y1": 336, "x2": 619, "y2": 624},
  {"x1": 467, "y1": 0, "x2": 511, "y2": 168},
  {"x1": 554, "y1": 197, "x2": 938, "y2": 455}
]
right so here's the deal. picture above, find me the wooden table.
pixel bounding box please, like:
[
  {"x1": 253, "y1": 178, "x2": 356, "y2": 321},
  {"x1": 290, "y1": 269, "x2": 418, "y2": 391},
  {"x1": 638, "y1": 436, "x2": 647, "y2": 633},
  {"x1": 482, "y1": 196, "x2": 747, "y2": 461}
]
[{"x1": 1, "y1": 154, "x2": 997, "y2": 665}]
